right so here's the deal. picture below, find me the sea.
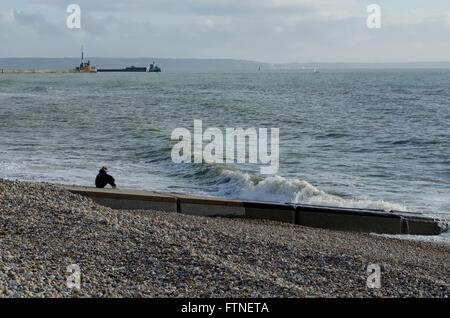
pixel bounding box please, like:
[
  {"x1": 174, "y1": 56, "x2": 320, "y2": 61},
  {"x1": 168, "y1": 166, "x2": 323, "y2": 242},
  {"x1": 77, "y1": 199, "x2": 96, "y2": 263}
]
[{"x1": 0, "y1": 69, "x2": 449, "y2": 242}]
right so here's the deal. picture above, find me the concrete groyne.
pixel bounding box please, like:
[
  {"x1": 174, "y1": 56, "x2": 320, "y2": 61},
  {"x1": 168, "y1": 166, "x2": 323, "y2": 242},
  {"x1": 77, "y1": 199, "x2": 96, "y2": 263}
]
[{"x1": 65, "y1": 186, "x2": 446, "y2": 236}]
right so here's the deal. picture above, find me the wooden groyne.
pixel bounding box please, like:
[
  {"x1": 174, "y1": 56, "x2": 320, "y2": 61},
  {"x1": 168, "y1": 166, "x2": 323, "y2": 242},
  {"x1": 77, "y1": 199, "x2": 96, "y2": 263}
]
[{"x1": 65, "y1": 186, "x2": 446, "y2": 236}]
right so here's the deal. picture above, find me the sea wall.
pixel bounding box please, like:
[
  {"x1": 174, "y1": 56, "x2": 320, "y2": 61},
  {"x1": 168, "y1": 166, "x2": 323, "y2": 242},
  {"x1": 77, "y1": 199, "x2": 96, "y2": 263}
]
[{"x1": 65, "y1": 186, "x2": 446, "y2": 236}]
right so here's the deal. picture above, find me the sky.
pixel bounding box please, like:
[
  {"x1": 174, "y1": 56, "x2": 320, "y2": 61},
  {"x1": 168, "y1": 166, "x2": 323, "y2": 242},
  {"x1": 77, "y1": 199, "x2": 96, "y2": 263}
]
[{"x1": 1, "y1": 0, "x2": 450, "y2": 63}]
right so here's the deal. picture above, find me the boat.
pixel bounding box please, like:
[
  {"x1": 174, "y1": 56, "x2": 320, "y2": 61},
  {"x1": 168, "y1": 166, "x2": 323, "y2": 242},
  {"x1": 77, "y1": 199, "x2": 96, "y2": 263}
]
[
  {"x1": 149, "y1": 61, "x2": 161, "y2": 72},
  {"x1": 98, "y1": 66, "x2": 148, "y2": 72},
  {"x1": 75, "y1": 47, "x2": 97, "y2": 73},
  {"x1": 98, "y1": 61, "x2": 162, "y2": 73}
]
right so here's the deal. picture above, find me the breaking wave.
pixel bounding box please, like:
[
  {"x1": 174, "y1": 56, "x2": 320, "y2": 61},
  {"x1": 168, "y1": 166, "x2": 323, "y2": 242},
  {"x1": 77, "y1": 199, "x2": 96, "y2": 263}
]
[{"x1": 212, "y1": 169, "x2": 409, "y2": 212}]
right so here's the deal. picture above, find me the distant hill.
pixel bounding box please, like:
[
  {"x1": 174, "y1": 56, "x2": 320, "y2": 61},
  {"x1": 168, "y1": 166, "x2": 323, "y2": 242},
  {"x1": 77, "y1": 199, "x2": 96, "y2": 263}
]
[
  {"x1": 271, "y1": 62, "x2": 450, "y2": 69},
  {"x1": 1, "y1": 58, "x2": 450, "y2": 71}
]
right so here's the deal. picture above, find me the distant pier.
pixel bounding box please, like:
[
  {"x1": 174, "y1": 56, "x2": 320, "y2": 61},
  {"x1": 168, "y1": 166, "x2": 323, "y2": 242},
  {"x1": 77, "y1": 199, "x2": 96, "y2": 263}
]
[
  {"x1": 1, "y1": 47, "x2": 98, "y2": 74},
  {"x1": 1, "y1": 69, "x2": 83, "y2": 74}
]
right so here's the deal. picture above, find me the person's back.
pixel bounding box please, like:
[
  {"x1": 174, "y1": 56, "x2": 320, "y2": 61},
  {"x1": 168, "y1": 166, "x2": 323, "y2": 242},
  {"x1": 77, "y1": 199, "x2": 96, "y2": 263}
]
[{"x1": 95, "y1": 166, "x2": 117, "y2": 188}]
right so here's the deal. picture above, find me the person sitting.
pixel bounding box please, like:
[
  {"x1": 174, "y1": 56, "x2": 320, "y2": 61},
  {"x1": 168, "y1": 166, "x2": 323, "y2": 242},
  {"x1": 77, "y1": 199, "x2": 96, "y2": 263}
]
[{"x1": 95, "y1": 166, "x2": 117, "y2": 188}]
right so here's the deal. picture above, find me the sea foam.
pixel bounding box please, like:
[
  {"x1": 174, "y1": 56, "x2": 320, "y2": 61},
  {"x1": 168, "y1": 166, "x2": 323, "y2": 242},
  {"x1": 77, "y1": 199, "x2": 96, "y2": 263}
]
[{"x1": 215, "y1": 169, "x2": 410, "y2": 212}]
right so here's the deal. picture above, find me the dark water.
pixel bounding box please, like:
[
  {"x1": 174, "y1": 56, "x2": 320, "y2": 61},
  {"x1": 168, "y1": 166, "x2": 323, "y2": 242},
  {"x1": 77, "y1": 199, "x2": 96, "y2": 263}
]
[{"x1": 0, "y1": 70, "x2": 449, "y2": 221}]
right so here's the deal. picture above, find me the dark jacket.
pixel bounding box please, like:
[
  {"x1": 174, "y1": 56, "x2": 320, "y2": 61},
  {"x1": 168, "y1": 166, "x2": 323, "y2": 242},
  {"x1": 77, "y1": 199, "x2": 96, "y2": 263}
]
[{"x1": 95, "y1": 169, "x2": 116, "y2": 188}]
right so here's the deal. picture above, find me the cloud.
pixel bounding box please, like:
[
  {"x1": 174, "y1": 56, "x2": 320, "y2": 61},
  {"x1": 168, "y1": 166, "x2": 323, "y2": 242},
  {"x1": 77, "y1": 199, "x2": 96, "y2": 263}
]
[
  {"x1": 0, "y1": 10, "x2": 14, "y2": 23},
  {"x1": 15, "y1": 10, "x2": 65, "y2": 37},
  {"x1": 26, "y1": 0, "x2": 357, "y2": 19},
  {"x1": 1, "y1": 1, "x2": 450, "y2": 62}
]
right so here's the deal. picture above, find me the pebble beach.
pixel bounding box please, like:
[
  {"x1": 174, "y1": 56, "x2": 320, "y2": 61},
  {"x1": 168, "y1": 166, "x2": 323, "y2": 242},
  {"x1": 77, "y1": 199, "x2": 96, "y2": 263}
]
[{"x1": 0, "y1": 179, "x2": 448, "y2": 298}]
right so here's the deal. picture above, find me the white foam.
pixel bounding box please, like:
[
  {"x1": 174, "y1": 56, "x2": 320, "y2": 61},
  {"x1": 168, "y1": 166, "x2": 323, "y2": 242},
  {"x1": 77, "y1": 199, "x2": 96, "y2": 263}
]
[
  {"x1": 216, "y1": 169, "x2": 450, "y2": 244},
  {"x1": 373, "y1": 231, "x2": 450, "y2": 247},
  {"x1": 0, "y1": 161, "x2": 24, "y2": 171},
  {"x1": 216, "y1": 169, "x2": 409, "y2": 212}
]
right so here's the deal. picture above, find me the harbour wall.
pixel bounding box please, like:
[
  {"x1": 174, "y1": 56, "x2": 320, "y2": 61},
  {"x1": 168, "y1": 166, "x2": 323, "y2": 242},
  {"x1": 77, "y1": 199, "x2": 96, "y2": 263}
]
[{"x1": 65, "y1": 186, "x2": 446, "y2": 236}]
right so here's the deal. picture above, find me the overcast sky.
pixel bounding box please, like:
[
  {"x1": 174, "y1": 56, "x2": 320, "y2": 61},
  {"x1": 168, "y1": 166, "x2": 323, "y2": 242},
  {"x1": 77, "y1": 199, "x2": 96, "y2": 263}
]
[{"x1": 1, "y1": 0, "x2": 450, "y2": 63}]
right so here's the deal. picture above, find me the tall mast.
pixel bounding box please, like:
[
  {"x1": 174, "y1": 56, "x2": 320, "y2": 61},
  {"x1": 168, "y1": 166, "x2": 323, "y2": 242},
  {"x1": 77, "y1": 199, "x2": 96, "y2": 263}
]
[{"x1": 81, "y1": 45, "x2": 84, "y2": 64}]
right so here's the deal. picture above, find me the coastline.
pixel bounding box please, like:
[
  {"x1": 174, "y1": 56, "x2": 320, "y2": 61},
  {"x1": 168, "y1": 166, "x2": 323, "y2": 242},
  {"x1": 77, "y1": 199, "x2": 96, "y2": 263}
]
[{"x1": 0, "y1": 179, "x2": 448, "y2": 297}]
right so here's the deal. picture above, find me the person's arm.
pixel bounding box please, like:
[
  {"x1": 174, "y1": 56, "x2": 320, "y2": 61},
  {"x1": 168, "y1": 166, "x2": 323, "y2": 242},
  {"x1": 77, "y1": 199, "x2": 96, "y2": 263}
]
[{"x1": 107, "y1": 175, "x2": 117, "y2": 188}]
